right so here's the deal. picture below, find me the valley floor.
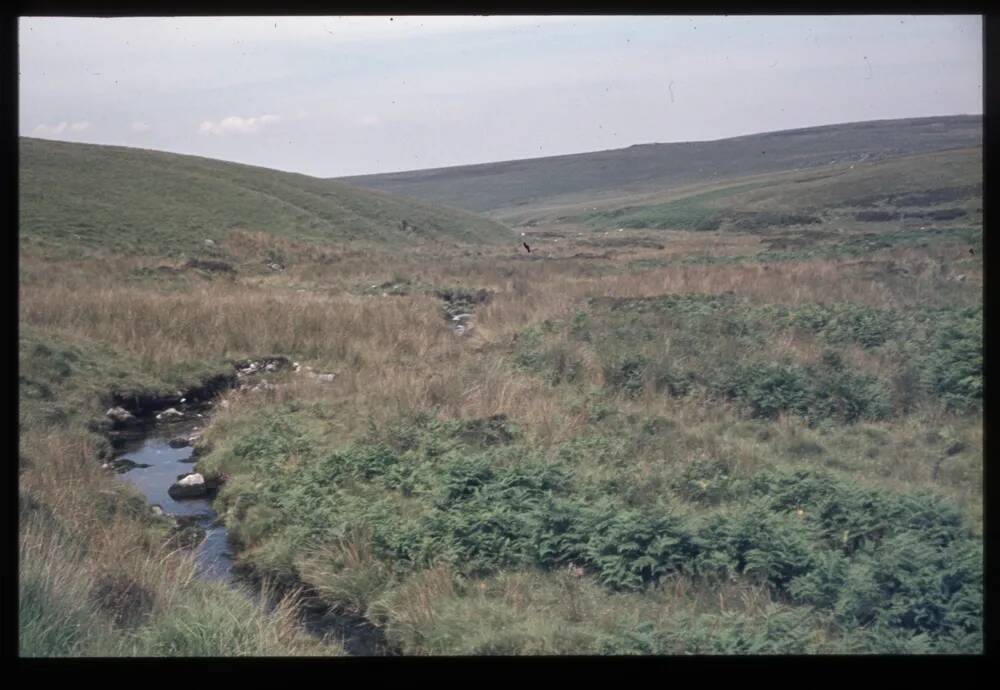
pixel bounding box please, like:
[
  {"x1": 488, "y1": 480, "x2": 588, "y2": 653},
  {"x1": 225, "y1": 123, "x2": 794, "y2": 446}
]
[{"x1": 19, "y1": 214, "x2": 982, "y2": 655}]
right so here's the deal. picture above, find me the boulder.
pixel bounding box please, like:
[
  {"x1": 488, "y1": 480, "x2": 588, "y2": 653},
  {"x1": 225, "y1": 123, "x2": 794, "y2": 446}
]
[
  {"x1": 106, "y1": 406, "x2": 136, "y2": 425},
  {"x1": 156, "y1": 408, "x2": 184, "y2": 421},
  {"x1": 167, "y1": 473, "x2": 208, "y2": 499},
  {"x1": 168, "y1": 436, "x2": 191, "y2": 448}
]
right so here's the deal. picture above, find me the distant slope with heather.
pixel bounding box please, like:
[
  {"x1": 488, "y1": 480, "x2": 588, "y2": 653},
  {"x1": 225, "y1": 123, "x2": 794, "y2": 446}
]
[{"x1": 337, "y1": 115, "x2": 982, "y2": 216}]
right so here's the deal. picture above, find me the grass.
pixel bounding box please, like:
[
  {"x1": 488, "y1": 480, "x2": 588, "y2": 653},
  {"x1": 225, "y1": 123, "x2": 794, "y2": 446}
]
[
  {"x1": 338, "y1": 115, "x2": 981, "y2": 214},
  {"x1": 19, "y1": 130, "x2": 982, "y2": 655},
  {"x1": 20, "y1": 137, "x2": 513, "y2": 256}
]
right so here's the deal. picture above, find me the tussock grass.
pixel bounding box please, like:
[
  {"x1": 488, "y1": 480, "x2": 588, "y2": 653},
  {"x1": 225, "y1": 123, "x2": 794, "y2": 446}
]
[{"x1": 20, "y1": 138, "x2": 981, "y2": 655}]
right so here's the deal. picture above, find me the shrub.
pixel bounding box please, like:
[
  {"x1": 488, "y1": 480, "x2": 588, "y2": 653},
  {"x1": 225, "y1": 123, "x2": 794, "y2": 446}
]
[
  {"x1": 716, "y1": 360, "x2": 891, "y2": 424},
  {"x1": 915, "y1": 307, "x2": 982, "y2": 412}
]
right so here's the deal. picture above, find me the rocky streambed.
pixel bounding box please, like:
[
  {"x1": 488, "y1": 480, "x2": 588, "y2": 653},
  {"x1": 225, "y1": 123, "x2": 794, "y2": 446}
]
[{"x1": 102, "y1": 359, "x2": 391, "y2": 656}]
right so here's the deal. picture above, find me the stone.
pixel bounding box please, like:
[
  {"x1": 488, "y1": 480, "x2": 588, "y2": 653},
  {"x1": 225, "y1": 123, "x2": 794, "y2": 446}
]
[
  {"x1": 106, "y1": 406, "x2": 136, "y2": 424},
  {"x1": 204, "y1": 239, "x2": 216, "y2": 246},
  {"x1": 156, "y1": 408, "x2": 184, "y2": 421},
  {"x1": 151, "y1": 505, "x2": 166, "y2": 517},
  {"x1": 168, "y1": 436, "x2": 191, "y2": 448},
  {"x1": 167, "y1": 473, "x2": 208, "y2": 499}
]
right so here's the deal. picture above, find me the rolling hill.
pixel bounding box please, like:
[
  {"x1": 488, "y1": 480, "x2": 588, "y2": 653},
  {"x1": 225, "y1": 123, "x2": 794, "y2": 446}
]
[
  {"x1": 336, "y1": 115, "x2": 982, "y2": 217},
  {"x1": 19, "y1": 138, "x2": 513, "y2": 254}
]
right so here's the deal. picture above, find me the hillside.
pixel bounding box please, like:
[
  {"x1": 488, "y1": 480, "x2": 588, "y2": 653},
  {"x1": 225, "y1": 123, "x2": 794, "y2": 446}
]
[
  {"x1": 337, "y1": 115, "x2": 982, "y2": 216},
  {"x1": 19, "y1": 138, "x2": 513, "y2": 254},
  {"x1": 562, "y1": 147, "x2": 982, "y2": 233}
]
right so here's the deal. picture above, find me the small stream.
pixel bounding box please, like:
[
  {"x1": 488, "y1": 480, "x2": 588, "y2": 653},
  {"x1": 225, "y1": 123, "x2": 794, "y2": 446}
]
[
  {"x1": 113, "y1": 418, "x2": 234, "y2": 584},
  {"x1": 110, "y1": 409, "x2": 392, "y2": 656}
]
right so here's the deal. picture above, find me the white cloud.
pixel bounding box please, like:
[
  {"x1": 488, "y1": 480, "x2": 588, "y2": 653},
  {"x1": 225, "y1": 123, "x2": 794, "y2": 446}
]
[
  {"x1": 32, "y1": 121, "x2": 90, "y2": 137},
  {"x1": 198, "y1": 114, "x2": 281, "y2": 135},
  {"x1": 357, "y1": 114, "x2": 380, "y2": 127},
  {"x1": 131, "y1": 121, "x2": 151, "y2": 132},
  {"x1": 33, "y1": 121, "x2": 67, "y2": 136}
]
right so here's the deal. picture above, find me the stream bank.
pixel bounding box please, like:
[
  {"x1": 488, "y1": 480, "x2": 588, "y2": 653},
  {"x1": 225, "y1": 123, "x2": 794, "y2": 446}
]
[{"x1": 103, "y1": 364, "x2": 394, "y2": 656}]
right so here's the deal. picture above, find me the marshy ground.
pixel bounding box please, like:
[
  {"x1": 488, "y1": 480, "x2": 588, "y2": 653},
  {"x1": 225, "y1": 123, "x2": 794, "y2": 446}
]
[{"x1": 18, "y1": 134, "x2": 982, "y2": 656}]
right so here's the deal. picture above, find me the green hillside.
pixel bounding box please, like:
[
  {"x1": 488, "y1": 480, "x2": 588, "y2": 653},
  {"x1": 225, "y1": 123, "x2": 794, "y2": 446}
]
[
  {"x1": 572, "y1": 147, "x2": 982, "y2": 233},
  {"x1": 337, "y1": 115, "x2": 982, "y2": 216},
  {"x1": 19, "y1": 138, "x2": 512, "y2": 254}
]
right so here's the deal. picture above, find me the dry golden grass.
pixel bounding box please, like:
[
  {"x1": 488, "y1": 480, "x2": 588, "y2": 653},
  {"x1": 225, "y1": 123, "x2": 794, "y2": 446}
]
[{"x1": 20, "y1": 216, "x2": 982, "y2": 655}]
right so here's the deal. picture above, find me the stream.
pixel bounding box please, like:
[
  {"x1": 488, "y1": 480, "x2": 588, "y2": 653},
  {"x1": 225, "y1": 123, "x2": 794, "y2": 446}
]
[{"x1": 110, "y1": 408, "x2": 392, "y2": 656}]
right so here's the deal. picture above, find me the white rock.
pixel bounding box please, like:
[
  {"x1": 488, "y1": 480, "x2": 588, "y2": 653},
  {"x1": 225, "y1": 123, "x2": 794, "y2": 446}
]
[
  {"x1": 156, "y1": 408, "x2": 184, "y2": 420},
  {"x1": 204, "y1": 239, "x2": 216, "y2": 246},
  {"x1": 178, "y1": 473, "x2": 205, "y2": 487},
  {"x1": 106, "y1": 406, "x2": 135, "y2": 423}
]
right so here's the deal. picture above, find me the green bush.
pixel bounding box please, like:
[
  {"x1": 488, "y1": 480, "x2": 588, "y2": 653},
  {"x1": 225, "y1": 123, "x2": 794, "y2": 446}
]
[
  {"x1": 716, "y1": 361, "x2": 890, "y2": 424},
  {"x1": 789, "y1": 304, "x2": 901, "y2": 348},
  {"x1": 598, "y1": 608, "x2": 817, "y2": 654},
  {"x1": 915, "y1": 307, "x2": 982, "y2": 412}
]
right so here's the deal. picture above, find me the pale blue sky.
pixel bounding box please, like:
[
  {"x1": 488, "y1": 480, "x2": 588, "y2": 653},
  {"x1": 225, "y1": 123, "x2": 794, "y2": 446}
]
[{"x1": 19, "y1": 15, "x2": 982, "y2": 177}]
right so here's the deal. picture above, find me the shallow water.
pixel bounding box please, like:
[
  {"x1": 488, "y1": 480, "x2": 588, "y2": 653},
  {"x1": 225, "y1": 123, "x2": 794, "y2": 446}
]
[{"x1": 113, "y1": 419, "x2": 234, "y2": 583}]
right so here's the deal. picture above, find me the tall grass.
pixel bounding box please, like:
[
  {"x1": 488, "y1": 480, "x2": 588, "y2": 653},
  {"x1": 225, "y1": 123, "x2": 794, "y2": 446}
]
[{"x1": 19, "y1": 208, "x2": 981, "y2": 655}]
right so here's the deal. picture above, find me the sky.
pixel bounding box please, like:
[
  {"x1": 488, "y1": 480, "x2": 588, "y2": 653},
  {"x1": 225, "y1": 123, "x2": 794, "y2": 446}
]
[{"x1": 18, "y1": 15, "x2": 983, "y2": 178}]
